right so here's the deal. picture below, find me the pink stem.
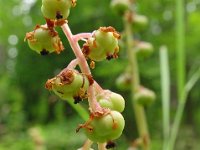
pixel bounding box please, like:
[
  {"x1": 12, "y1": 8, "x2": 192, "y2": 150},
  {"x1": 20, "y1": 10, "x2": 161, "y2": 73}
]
[
  {"x1": 94, "y1": 81, "x2": 104, "y2": 93},
  {"x1": 59, "y1": 59, "x2": 79, "y2": 75},
  {"x1": 98, "y1": 143, "x2": 106, "y2": 150},
  {"x1": 73, "y1": 33, "x2": 92, "y2": 42},
  {"x1": 61, "y1": 23, "x2": 102, "y2": 113},
  {"x1": 61, "y1": 23, "x2": 90, "y2": 74},
  {"x1": 81, "y1": 139, "x2": 93, "y2": 150},
  {"x1": 67, "y1": 59, "x2": 79, "y2": 69},
  {"x1": 88, "y1": 85, "x2": 103, "y2": 113}
]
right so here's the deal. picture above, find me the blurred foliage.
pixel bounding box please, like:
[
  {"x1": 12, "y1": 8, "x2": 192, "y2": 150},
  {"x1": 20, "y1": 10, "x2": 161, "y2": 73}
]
[{"x1": 0, "y1": 0, "x2": 200, "y2": 149}]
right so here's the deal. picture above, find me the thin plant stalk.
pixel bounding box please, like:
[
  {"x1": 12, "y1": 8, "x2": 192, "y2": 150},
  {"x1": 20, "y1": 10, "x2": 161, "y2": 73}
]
[
  {"x1": 67, "y1": 99, "x2": 89, "y2": 121},
  {"x1": 167, "y1": 67, "x2": 200, "y2": 150},
  {"x1": 124, "y1": 13, "x2": 150, "y2": 150},
  {"x1": 98, "y1": 143, "x2": 106, "y2": 150},
  {"x1": 176, "y1": 0, "x2": 185, "y2": 102},
  {"x1": 159, "y1": 46, "x2": 170, "y2": 150},
  {"x1": 81, "y1": 139, "x2": 93, "y2": 150}
]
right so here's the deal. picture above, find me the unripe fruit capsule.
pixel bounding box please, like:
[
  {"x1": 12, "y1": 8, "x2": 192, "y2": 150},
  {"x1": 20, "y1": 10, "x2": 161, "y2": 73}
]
[
  {"x1": 131, "y1": 14, "x2": 148, "y2": 32},
  {"x1": 110, "y1": 0, "x2": 129, "y2": 16},
  {"x1": 83, "y1": 111, "x2": 125, "y2": 143},
  {"x1": 82, "y1": 26, "x2": 120, "y2": 61},
  {"x1": 96, "y1": 90, "x2": 125, "y2": 113},
  {"x1": 41, "y1": 0, "x2": 73, "y2": 20},
  {"x1": 135, "y1": 41, "x2": 154, "y2": 58},
  {"x1": 134, "y1": 86, "x2": 156, "y2": 106},
  {"x1": 25, "y1": 25, "x2": 64, "y2": 55},
  {"x1": 115, "y1": 72, "x2": 132, "y2": 91},
  {"x1": 45, "y1": 69, "x2": 89, "y2": 103}
]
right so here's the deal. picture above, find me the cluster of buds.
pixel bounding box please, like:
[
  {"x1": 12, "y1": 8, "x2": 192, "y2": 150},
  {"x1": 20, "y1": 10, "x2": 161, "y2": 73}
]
[
  {"x1": 111, "y1": 0, "x2": 156, "y2": 107},
  {"x1": 25, "y1": 0, "x2": 125, "y2": 149}
]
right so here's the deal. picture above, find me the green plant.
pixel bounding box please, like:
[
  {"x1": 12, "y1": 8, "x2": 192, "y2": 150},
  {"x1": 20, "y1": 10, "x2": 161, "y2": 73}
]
[
  {"x1": 111, "y1": 0, "x2": 156, "y2": 149},
  {"x1": 25, "y1": 0, "x2": 125, "y2": 149}
]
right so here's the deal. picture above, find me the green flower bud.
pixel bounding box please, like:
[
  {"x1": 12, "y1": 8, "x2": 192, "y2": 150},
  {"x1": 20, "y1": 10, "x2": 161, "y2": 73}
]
[
  {"x1": 131, "y1": 14, "x2": 148, "y2": 32},
  {"x1": 45, "y1": 69, "x2": 89, "y2": 103},
  {"x1": 41, "y1": 0, "x2": 75, "y2": 20},
  {"x1": 134, "y1": 86, "x2": 156, "y2": 106},
  {"x1": 83, "y1": 111, "x2": 125, "y2": 143},
  {"x1": 25, "y1": 25, "x2": 64, "y2": 55},
  {"x1": 82, "y1": 26, "x2": 120, "y2": 61},
  {"x1": 96, "y1": 90, "x2": 125, "y2": 113},
  {"x1": 110, "y1": 0, "x2": 129, "y2": 16},
  {"x1": 116, "y1": 72, "x2": 132, "y2": 91},
  {"x1": 135, "y1": 41, "x2": 154, "y2": 58}
]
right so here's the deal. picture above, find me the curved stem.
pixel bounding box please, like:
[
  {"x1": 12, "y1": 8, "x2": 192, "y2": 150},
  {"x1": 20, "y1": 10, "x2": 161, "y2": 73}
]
[
  {"x1": 81, "y1": 139, "x2": 93, "y2": 150},
  {"x1": 88, "y1": 85, "x2": 103, "y2": 113},
  {"x1": 61, "y1": 23, "x2": 91, "y2": 74},
  {"x1": 73, "y1": 33, "x2": 92, "y2": 42},
  {"x1": 59, "y1": 59, "x2": 79, "y2": 75},
  {"x1": 67, "y1": 59, "x2": 79, "y2": 69},
  {"x1": 167, "y1": 68, "x2": 200, "y2": 150},
  {"x1": 61, "y1": 23, "x2": 102, "y2": 113},
  {"x1": 94, "y1": 81, "x2": 104, "y2": 93}
]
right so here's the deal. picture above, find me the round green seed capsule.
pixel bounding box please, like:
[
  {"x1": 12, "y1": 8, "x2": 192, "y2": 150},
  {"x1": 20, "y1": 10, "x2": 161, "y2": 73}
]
[
  {"x1": 115, "y1": 72, "x2": 132, "y2": 91},
  {"x1": 82, "y1": 26, "x2": 120, "y2": 61},
  {"x1": 41, "y1": 0, "x2": 72, "y2": 20},
  {"x1": 84, "y1": 111, "x2": 125, "y2": 143},
  {"x1": 45, "y1": 69, "x2": 89, "y2": 102},
  {"x1": 96, "y1": 90, "x2": 125, "y2": 112},
  {"x1": 131, "y1": 14, "x2": 148, "y2": 32},
  {"x1": 135, "y1": 41, "x2": 154, "y2": 58},
  {"x1": 110, "y1": 0, "x2": 129, "y2": 16},
  {"x1": 25, "y1": 25, "x2": 64, "y2": 55},
  {"x1": 134, "y1": 86, "x2": 156, "y2": 106}
]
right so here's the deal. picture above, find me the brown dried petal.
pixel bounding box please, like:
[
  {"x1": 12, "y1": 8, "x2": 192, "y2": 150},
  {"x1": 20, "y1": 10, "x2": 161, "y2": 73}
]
[{"x1": 58, "y1": 69, "x2": 74, "y2": 84}]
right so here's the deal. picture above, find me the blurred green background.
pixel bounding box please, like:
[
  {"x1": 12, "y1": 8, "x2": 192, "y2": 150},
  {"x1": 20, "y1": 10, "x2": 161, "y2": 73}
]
[{"x1": 0, "y1": 0, "x2": 200, "y2": 149}]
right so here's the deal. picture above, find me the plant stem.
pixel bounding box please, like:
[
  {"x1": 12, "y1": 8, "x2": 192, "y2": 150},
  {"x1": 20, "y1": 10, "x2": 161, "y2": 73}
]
[
  {"x1": 61, "y1": 23, "x2": 91, "y2": 74},
  {"x1": 167, "y1": 67, "x2": 200, "y2": 150},
  {"x1": 159, "y1": 46, "x2": 170, "y2": 150},
  {"x1": 97, "y1": 143, "x2": 106, "y2": 150},
  {"x1": 61, "y1": 23, "x2": 102, "y2": 113},
  {"x1": 67, "y1": 98, "x2": 89, "y2": 121},
  {"x1": 81, "y1": 139, "x2": 93, "y2": 150},
  {"x1": 74, "y1": 33, "x2": 92, "y2": 42},
  {"x1": 176, "y1": 0, "x2": 185, "y2": 102},
  {"x1": 124, "y1": 13, "x2": 150, "y2": 150},
  {"x1": 67, "y1": 59, "x2": 79, "y2": 69}
]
